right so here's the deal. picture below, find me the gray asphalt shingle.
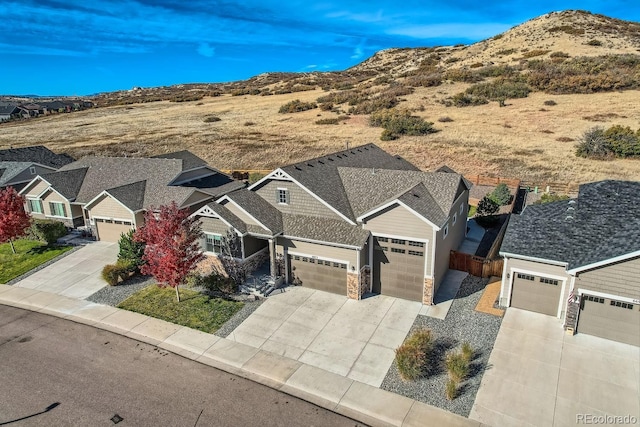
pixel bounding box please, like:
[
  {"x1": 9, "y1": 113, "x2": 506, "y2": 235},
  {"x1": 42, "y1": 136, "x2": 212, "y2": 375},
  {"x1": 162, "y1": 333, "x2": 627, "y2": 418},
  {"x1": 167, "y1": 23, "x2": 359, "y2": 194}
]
[
  {"x1": 501, "y1": 180, "x2": 640, "y2": 270},
  {"x1": 41, "y1": 168, "x2": 88, "y2": 201},
  {"x1": 281, "y1": 214, "x2": 370, "y2": 248}
]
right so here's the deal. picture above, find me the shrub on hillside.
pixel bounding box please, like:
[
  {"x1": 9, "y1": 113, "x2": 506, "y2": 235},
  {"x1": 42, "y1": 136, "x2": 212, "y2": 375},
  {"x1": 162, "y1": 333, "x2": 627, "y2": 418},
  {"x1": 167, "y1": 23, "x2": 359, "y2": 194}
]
[
  {"x1": 533, "y1": 193, "x2": 571, "y2": 205},
  {"x1": 587, "y1": 39, "x2": 603, "y2": 46},
  {"x1": 203, "y1": 115, "x2": 221, "y2": 123},
  {"x1": 369, "y1": 108, "x2": 436, "y2": 140},
  {"x1": 395, "y1": 328, "x2": 433, "y2": 381},
  {"x1": 27, "y1": 219, "x2": 67, "y2": 244},
  {"x1": 278, "y1": 100, "x2": 316, "y2": 113},
  {"x1": 448, "y1": 93, "x2": 489, "y2": 107},
  {"x1": 464, "y1": 79, "x2": 531, "y2": 104}
]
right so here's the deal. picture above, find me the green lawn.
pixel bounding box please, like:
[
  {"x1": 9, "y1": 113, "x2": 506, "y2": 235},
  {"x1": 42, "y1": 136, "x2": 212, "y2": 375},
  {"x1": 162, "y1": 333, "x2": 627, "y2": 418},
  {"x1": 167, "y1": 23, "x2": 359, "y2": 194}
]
[
  {"x1": 118, "y1": 286, "x2": 244, "y2": 333},
  {"x1": 0, "y1": 239, "x2": 73, "y2": 284},
  {"x1": 468, "y1": 205, "x2": 477, "y2": 218}
]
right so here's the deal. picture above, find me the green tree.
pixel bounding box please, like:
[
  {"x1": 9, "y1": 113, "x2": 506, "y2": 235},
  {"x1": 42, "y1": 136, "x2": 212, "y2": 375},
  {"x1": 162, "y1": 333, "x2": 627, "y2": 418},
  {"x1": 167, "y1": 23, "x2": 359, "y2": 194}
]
[
  {"x1": 117, "y1": 229, "x2": 146, "y2": 272},
  {"x1": 489, "y1": 183, "x2": 511, "y2": 206}
]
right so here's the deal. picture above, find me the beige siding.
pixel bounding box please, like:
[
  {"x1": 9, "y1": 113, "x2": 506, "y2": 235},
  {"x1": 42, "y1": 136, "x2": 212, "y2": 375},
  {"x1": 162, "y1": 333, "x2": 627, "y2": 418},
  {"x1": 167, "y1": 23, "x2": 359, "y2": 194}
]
[
  {"x1": 576, "y1": 256, "x2": 640, "y2": 300},
  {"x1": 135, "y1": 212, "x2": 146, "y2": 227},
  {"x1": 254, "y1": 179, "x2": 341, "y2": 219},
  {"x1": 181, "y1": 191, "x2": 212, "y2": 208},
  {"x1": 200, "y1": 216, "x2": 233, "y2": 236},
  {"x1": 279, "y1": 237, "x2": 358, "y2": 267},
  {"x1": 222, "y1": 201, "x2": 261, "y2": 227},
  {"x1": 433, "y1": 195, "x2": 468, "y2": 291},
  {"x1": 24, "y1": 180, "x2": 50, "y2": 197},
  {"x1": 362, "y1": 204, "x2": 433, "y2": 239},
  {"x1": 89, "y1": 194, "x2": 133, "y2": 221}
]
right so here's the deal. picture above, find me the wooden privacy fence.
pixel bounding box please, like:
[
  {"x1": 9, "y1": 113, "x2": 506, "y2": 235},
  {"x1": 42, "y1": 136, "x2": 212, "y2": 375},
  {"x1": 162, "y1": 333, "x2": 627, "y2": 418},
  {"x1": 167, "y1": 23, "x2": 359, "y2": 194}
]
[
  {"x1": 465, "y1": 175, "x2": 521, "y2": 189},
  {"x1": 450, "y1": 251, "x2": 504, "y2": 278},
  {"x1": 520, "y1": 180, "x2": 580, "y2": 195}
]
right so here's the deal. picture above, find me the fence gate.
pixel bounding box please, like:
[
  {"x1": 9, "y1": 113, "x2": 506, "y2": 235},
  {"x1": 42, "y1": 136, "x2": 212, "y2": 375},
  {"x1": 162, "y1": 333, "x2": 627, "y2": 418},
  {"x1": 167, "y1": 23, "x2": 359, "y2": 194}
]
[{"x1": 449, "y1": 251, "x2": 503, "y2": 278}]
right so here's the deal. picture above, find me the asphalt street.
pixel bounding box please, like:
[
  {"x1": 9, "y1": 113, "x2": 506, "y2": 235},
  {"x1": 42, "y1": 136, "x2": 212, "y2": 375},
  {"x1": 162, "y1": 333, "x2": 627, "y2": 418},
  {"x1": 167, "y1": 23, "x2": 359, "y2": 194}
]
[{"x1": 0, "y1": 305, "x2": 364, "y2": 427}]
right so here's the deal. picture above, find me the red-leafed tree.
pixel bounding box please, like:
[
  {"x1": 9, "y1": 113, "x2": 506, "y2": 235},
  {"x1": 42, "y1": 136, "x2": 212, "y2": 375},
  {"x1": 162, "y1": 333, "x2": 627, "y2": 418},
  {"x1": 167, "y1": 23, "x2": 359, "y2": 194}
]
[
  {"x1": 134, "y1": 202, "x2": 204, "y2": 302},
  {"x1": 0, "y1": 187, "x2": 32, "y2": 254}
]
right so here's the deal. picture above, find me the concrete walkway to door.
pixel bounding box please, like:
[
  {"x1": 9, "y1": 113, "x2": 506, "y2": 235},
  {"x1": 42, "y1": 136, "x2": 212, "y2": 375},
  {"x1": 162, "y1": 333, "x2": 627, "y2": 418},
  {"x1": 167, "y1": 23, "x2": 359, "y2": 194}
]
[
  {"x1": 227, "y1": 286, "x2": 423, "y2": 388},
  {"x1": 12, "y1": 242, "x2": 117, "y2": 299}
]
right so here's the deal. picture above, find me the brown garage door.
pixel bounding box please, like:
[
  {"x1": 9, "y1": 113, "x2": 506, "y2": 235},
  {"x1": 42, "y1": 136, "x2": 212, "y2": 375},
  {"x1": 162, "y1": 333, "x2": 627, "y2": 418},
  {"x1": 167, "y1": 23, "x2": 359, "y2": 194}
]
[
  {"x1": 372, "y1": 237, "x2": 425, "y2": 302},
  {"x1": 289, "y1": 255, "x2": 347, "y2": 295},
  {"x1": 95, "y1": 218, "x2": 133, "y2": 242},
  {"x1": 578, "y1": 295, "x2": 640, "y2": 346},
  {"x1": 510, "y1": 273, "x2": 562, "y2": 316}
]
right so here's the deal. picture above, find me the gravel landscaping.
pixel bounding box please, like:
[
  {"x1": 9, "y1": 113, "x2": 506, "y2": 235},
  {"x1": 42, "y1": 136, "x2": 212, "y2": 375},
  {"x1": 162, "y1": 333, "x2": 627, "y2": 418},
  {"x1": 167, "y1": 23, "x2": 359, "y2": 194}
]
[
  {"x1": 380, "y1": 275, "x2": 502, "y2": 417},
  {"x1": 215, "y1": 298, "x2": 264, "y2": 338},
  {"x1": 86, "y1": 275, "x2": 155, "y2": 306}
]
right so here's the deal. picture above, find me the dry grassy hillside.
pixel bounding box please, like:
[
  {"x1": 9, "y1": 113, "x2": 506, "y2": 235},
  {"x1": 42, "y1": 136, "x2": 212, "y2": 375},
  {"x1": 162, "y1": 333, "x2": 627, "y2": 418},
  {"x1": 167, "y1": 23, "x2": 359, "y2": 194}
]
[{"x1": 2, "y1": 10, "x2": 640, "y2": 187}]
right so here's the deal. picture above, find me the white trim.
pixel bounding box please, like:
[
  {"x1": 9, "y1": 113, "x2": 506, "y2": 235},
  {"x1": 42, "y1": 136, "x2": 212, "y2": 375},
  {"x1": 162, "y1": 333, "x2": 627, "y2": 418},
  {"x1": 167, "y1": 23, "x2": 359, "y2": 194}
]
[
  {"x1": 506, "y1": 266, "x2": 568, "y2": 318},
  {"x1": 368, "y1": 234, "x2": 374, "y2": 293},
  {"x1": 355, "y1": 247, "x2": 360, "y2": 274},
  {"x1": 499, "y1": 256, "x2": 509, "y2": 302},
  {"x1": 276, "y1": 187, "x2": 289, "y2": 205},
  {"x1": 190, "y1": 204, "x2": 245, "y2": 237},
  {"x1": 203, "y1": 232, "x2": 223, "y2": 256},
  {"x1": 443, "y1": 223, "x2": 449, "y2": 239},
  {"x1": 216, "y1": 195, "x2": 270, "y2": 232},
  {"x1": 357, "y1": 199, "x2": 441, "y2": 230},
  {"x1": 567, "y1": 250, "x2": 640, "y2": 274},
  {"x1": 499, "y1": 252, "x2": 568, "y2": 267},
  {"x1": 283, "y1": 234, "x2": 363, "y2": 250},
  {"x1": 431, "y1": 227, "x2": 437, "y2": 279},
  {"x1": 578, "y1": 289, "x2": 639, "y2": 305},
  {"x1": 84, "y1": 190, "x2": 136, "y2": 215},
  {"x1": 47, "y1": 201, "x2": 68, "y2": 219},
  {"x1": 18, "y1": 176, "x2": 49, "y2": 196},
  {"x1": 26, "y1": 197, "x2": 44, "y2": 214},
  {"x1": 371, "y1": 231, "x2": 428, "y2": 244},
  {"x1": 557, "y1": 273, "x2": 568, "y2": 318},
  {"x1": 249, "y1": 168, "x2": 356, "y2": 225},
  {"x1": 288, "y1": 250, "x2": 350, "y2": 270},
  {"x1": 452, "y1": 212, "x2": 457, "y2": 225}
]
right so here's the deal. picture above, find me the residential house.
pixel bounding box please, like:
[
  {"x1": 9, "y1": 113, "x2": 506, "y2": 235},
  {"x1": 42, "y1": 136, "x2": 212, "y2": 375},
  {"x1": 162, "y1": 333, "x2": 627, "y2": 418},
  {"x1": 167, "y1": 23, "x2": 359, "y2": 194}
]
[
  {"x1": 499, "y1": 180, "x2": 640, "y2": 346},
  {"x1": 20, "y1": 150, "x2": 244, "y2": 240},
  {"x1": 0, "y1": 102, "x2": 21, "y2": 122},
  {"x1": 192, "y1": 144, "x2": 470, "y2": 304},
  {"x1": 0, "y1": 145, "x2": 74, "y2": 192}
]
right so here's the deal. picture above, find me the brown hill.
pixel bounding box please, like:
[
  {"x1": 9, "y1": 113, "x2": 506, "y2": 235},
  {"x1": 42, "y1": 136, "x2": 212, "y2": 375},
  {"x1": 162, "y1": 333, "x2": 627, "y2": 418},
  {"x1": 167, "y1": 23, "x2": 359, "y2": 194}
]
[{"x1": 1, "y1": 10, "x2": 640, "y2": 187}]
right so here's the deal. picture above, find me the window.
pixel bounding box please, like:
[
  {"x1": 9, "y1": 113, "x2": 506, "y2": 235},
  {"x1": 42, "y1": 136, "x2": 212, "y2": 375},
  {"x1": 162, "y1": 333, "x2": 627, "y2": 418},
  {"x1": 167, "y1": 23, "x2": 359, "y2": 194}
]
[
  {"x1": 584, "y1": 295, "x2": 604, "y2": 304},
  {"x1": 516, "y1": 273, "x2": 535, "y2": 281},
  {"x1": 205, "y1": 234, "x2": 222, "y2": 254},
  {"x1": 324, "y1": 260, "x2": 331, "y2": 266},
  {"x1": 277, "y1": 188, "x2": 289, "y2": 204},
  {"x1": 408, "y1": 250, "x2": 424, "y2": 257},
  {"x1": 408, "y1": 241, "x2": 424, "y2": 247},
  {"x1": 443, "y1": 224, "x2": 449, "y2": 239},
  {"x1": 460, "y1": 204, "x2": 464, "y2": 215},
  {"x1": 539, "y1": 277, "x2": 559, "y2": 286},
  {"x1": 49, "y1": 202, "x2": 67, "y2": 217},
  {"x1": 611, "y1": 300, "x2": 634, "y2": 310},
  {"x1": 391, "y1": 239, "x2": 406, "y2": 245},
  {"x1": 380, "y1": 246, "x2": 388, "y2": 251},
  {"x1": 391, "y1": 248, "x2": 405, "y2": 254},
  {"x1": 29, "y1": 166, "x2": 36, "y2": 174},
  {"x1": 452, "y1": 213, "x2": 457, "y2": 225},
  {"x1": 28, "y1": 199, "x2": 43, "y2": 214},
  {"x1": 377, "y1": 237, "x2": 389, "y2": 242},
  {"x1": 339, "y1": 263, "x2": 347, "y2": 269}
]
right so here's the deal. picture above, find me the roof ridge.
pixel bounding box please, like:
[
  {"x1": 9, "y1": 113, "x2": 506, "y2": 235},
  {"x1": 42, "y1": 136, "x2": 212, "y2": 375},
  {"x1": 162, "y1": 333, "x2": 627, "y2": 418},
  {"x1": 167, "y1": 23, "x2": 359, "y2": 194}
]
[{"x1": 281, "y1": 143, "x2": 380, "y2": 169}]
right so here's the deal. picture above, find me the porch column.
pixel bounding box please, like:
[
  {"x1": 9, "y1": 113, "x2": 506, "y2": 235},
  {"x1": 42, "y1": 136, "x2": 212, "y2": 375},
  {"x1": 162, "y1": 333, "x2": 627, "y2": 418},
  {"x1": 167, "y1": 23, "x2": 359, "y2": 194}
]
[
  {"x1": 368, "y1": 234, "x2": 374, "y2": 293},
  {"x1": 268, "y1": 238, "x2": 277, "y2": 278}
]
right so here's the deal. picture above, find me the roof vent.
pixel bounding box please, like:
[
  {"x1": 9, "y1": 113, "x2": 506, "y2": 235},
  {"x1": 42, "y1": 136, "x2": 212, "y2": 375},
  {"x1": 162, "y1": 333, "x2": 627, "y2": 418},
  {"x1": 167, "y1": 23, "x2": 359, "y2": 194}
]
[
  {"x1": 294, "y1": 165, "x2": 301, "y2": 171},
  {"x1": 306, "y1": 163, "x2": 314, "y2": 167},
  {"x1": 565, "y1": 215, "x2": 574, "y2": 221},
  {"x1": 413, "y1": 193, "x2": 420, "y2": 198},
  {"x1": 371, "y1": 168, "x2": 376, "y2": 175},
  {"x1": 318, "y1": 160, "x2": 324, "y2": 165},
  {"x1": 327, "y1": 157, "x2": 334, "y2": 162}
]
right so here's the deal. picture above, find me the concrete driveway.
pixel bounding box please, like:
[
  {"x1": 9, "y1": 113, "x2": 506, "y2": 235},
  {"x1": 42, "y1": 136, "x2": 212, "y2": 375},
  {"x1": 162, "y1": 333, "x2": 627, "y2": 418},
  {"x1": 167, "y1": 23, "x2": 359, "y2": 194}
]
[
  {"x1": 227, "y1": 286, "x2": 422, "y2": 387},
  {"x1": 13, "y1": 242, "x2": 117, "y2": 299},
  {"x1": 470, "y1": 308, "x2": 640, "y2": 427}
]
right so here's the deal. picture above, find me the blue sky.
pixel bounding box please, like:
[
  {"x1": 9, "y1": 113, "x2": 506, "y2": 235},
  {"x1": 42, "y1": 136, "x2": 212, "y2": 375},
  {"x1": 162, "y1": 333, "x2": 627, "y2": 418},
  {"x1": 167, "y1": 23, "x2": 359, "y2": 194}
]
[{"x1": 1, "y1": 1, "x2": 638, "y2": 96}]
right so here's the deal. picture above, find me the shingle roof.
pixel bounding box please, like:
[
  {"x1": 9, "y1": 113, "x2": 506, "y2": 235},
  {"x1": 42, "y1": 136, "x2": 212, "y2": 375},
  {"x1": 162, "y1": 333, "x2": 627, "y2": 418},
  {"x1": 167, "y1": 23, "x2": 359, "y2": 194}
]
[
  {"x1": 152, "y1": 150, "x2": 207, "y2": 171},
  {"x1": 41, "y1": 167, "x2": 88, "y2": 200},
  {"x1": 223, "y1": 189, "x2": 283, "y2": 234},
  {"x1": 106, "y1": 180, "x2": 147, "y2": 211},
  {"x1": 337, "y1": 168, "x2": 466, "y2": 226},
  {"x1": 278, "y1": 144, "x2": 420, "y2": 222},
  {"x1": 501, "y1": 180, "x2": 640, "y2": 270},
  {"x1": 179, "y1": 173, "x2": 245, "y2": 197},
  {"x1": 0, "y1": 103, "x2": 19, "y2": 115},
  {"x1": 281, "y1": 214, "x2": 370, "y2": 248},
  {"x1": 0, "y1": 146, "x2": 74, "y2": 168}
]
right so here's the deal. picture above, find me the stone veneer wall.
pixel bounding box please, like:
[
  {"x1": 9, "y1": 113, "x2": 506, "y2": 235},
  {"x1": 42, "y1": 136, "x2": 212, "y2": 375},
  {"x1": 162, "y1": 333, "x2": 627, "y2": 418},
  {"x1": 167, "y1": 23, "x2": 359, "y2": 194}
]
[
  {"x1": 347, "y1": 272, "x2": 360, "y2": 300},
  {"x1": 422, "y1": 278, "x2": 434, "y2": 305}
]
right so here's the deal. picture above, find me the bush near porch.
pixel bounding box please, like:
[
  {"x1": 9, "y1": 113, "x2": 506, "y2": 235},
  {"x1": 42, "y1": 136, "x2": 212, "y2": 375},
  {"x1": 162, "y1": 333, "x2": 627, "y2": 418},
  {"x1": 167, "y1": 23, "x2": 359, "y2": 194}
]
[
  {"x1": 118, "y1": 286, "x2": 244, "y2": 333},
  {"x1": 0, "y1": 239, "x2": 73, "y2": 284}
]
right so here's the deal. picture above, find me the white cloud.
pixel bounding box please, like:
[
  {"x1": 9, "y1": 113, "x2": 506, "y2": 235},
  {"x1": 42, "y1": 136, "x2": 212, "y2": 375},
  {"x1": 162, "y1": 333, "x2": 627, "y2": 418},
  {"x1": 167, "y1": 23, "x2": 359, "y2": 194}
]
[
  {"x1": 197, "y1": 42, "x2": 215, "y2": 57},
  {"x1": 386, "y1": 23, "x2": 511, "y2": 40}
]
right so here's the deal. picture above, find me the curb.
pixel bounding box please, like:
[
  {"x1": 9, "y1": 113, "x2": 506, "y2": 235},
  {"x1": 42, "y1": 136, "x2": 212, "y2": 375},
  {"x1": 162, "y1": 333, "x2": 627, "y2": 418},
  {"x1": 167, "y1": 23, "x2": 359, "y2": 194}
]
[{"x1": 0, "y1": 285, "x2": 487, "y2": 427}]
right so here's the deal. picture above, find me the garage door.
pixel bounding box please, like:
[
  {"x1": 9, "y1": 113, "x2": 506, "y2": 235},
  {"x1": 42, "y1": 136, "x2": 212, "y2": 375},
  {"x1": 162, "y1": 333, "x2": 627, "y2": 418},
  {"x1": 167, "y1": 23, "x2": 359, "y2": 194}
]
[
  {"x1": 289, "y1": 255, "x2": 347, "y2": 295},
  {"x1": 95, "y1": 218, "x2": 133, "y2": 242},
  {"x1": 510, "y1": 273, "x2": 562, "y2": 316},
  {"x1": 578, "y1": 295, "x2": 640, "y2": 346},
  {"x1": 372, "y1": 237, "x2": 425, "y2": 302}
]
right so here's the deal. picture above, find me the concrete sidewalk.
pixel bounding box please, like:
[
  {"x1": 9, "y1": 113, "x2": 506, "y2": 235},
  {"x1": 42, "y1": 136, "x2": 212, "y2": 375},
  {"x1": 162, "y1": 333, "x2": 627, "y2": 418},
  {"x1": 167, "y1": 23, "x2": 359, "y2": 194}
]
[{"x1": 0, "y1": 284, "x2": 482, "y2": 427}]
